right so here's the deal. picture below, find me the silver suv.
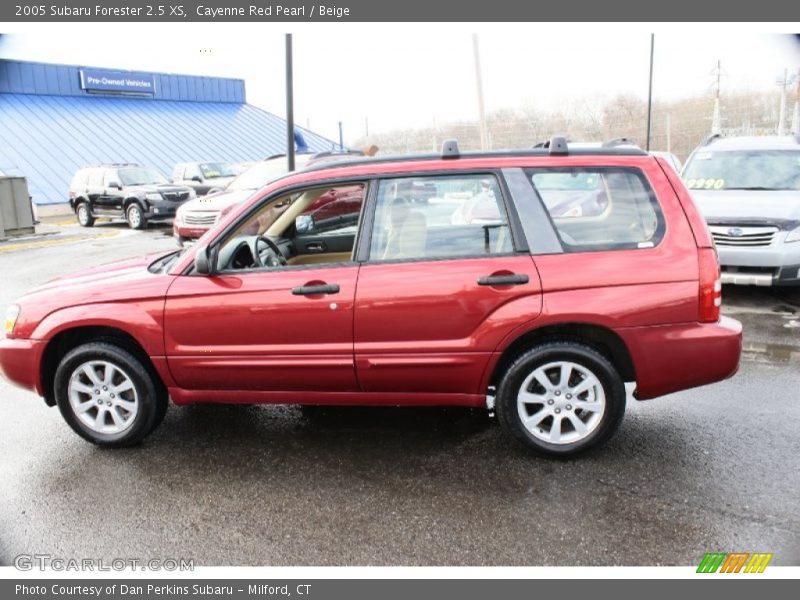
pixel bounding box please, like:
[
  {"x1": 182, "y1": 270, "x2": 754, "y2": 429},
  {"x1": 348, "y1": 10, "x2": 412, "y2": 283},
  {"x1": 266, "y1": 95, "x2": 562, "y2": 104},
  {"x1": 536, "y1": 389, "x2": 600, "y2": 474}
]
[{"x1": 682, "y1": 134, "x2": 800, "y2": 286}]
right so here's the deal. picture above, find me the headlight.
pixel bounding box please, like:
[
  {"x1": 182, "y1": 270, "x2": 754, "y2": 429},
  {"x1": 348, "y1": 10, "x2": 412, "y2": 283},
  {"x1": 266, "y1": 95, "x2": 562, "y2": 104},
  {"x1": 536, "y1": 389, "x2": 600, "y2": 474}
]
[
  {"x1": 786, "y1": 226, "x2": 800, "y2": 243},
  {"x1": 4, "y1": 305, "x2": 20, "y2": 336},
  {"x1": 187, "y1": 189, "x2": 196, "y2": 200},
  {"x1": 145, "y1": 192, "x2": 162, "y2": 202}
]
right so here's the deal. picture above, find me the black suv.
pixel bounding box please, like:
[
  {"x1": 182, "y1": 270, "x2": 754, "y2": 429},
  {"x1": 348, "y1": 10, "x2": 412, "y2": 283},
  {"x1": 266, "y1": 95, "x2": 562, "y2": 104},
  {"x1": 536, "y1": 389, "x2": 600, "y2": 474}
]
[{"x1": 69, "y1": 164, "x2": 196, "y2": 229}]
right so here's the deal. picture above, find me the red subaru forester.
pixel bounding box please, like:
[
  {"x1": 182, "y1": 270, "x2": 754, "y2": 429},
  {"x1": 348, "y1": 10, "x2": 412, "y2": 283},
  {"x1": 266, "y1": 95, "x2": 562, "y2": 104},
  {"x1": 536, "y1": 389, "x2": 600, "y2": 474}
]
[{"x1": 0, "y1": 139, "x2": 742, "y2": 456}]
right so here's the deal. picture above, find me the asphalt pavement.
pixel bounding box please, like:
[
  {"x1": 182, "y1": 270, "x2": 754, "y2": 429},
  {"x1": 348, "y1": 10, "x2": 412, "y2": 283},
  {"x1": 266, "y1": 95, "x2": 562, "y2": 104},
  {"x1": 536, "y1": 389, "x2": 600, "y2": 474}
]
[{"x1": 0, "y1": 220, "x2": 798, "y2": 566}]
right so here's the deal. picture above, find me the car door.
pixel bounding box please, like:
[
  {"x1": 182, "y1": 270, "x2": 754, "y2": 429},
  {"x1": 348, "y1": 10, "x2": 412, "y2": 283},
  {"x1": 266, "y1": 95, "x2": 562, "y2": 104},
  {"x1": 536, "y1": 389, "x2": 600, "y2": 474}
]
[
  {"x1": 85, "y1": 168, "x2": 106, "y2": 212},
  {"x1": 354, "y1": 173, "x2": 542, "y2": 397},
  {"x1": 101, "y1": 168, "x2": 125, "y2": 213},
  {"x1": 163, "y1": 181, "x2": 369, "y2": 393}
]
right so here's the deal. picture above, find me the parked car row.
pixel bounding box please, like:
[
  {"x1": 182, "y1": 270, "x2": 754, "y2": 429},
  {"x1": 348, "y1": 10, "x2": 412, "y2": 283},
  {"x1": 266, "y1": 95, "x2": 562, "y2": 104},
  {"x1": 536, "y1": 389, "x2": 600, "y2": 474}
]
[{"x1": 68, "y1": 153, "x2": 363, "y2": 232}]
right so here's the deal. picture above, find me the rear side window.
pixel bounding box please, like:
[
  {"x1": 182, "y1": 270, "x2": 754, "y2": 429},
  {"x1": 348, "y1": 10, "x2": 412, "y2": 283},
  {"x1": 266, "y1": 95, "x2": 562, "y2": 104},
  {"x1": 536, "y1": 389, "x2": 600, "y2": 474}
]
[
  {"x1": 86, "y1": 169, "x2": 104, "y2": 187},
  {"x1": 527, "y1": 167, "x2": 664, "y2": 252},
  {"x1": 368, "y1": 174, "x2": 513, "y2": 261}
]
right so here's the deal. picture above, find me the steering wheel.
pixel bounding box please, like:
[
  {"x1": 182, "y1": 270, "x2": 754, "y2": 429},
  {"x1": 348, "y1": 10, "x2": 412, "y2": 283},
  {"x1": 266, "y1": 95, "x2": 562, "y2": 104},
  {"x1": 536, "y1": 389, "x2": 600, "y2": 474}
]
[{"x1": 254, "y1": 235, "x2": 288, "y2": 267}]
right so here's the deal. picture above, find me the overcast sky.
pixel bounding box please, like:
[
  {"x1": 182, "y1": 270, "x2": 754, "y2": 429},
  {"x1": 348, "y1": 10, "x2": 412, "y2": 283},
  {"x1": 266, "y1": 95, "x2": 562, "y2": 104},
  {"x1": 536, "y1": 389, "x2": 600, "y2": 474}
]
[{"x1": 1, "y1": 25, "x2": 798, "y2": 143}]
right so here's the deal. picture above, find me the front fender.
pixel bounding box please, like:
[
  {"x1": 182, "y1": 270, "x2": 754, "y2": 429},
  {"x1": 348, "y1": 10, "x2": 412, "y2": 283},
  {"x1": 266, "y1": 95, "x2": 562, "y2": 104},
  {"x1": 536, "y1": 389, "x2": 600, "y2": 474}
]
[{"x1": 31, "y1": 301, "x2": 166, "y2": 357}]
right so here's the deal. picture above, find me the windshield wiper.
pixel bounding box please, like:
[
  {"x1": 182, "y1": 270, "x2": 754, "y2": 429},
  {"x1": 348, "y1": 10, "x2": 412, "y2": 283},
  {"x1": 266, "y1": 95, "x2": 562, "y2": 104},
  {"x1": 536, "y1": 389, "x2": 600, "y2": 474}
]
[{"x1": 723, "y1": 186, "x2": 784, "y2": 191}]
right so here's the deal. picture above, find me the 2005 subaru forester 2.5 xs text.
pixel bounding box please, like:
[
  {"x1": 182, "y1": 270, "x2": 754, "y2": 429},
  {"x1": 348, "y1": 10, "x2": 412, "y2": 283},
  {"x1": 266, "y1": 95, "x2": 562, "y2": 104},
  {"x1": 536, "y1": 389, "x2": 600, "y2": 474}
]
[{"x1": 0, "y1": 138, "x2": 742, "y2": 457}]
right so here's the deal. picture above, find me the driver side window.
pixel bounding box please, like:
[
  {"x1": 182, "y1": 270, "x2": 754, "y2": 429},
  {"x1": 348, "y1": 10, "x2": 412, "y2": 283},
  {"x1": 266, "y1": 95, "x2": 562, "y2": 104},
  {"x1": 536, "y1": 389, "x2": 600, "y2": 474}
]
[{"x1": 216, "y1": 182, "x2": 367, "y2": 272}]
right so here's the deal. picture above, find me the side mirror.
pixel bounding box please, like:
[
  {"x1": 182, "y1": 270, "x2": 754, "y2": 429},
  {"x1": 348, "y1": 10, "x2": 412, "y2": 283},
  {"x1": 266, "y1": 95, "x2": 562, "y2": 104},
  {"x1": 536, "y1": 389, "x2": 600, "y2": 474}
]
[
  {"x1": 194, "y1": 246, "x2": 214, "y2": 275},
  {"x1": 107, "y1": 181, "x2": 121, "y2": 190},
  {"x1": 191, "y1": 175, "x2": 202, "y2": 183},
  {"x1": 295, "y1": 214, "x2": 315, "y2": 234}
]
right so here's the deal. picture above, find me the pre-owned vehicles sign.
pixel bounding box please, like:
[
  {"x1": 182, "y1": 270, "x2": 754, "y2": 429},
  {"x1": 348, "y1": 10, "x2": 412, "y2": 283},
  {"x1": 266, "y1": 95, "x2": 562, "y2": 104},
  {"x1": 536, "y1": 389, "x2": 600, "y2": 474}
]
[{"x1": 79, "y1": 68, "x2": 155, "y2": 95}]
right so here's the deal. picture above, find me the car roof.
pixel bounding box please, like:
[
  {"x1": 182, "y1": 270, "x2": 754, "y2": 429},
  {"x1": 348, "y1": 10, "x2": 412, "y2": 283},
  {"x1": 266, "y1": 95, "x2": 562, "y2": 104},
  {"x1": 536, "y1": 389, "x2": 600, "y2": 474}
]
[
  {"x1": 701, "y1": 134, "x2": 800, "y2": 151},
  {"x1": 301, "y1": 138, "x2": 647, "y2": 175}
]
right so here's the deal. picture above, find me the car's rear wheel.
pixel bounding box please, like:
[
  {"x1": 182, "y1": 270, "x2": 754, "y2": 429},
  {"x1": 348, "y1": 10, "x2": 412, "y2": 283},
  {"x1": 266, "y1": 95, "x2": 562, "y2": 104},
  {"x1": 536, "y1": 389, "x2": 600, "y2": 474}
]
[
  {"x1": 496, "y1": 342, "x2": 625, "y2": 457},
  {"x1": 126, "y1": 203, "x2": 147, "y2": 230},
  {"x1": 54, "y1": 342, "x2": 167, "y2": 447},
  {"x1": 76, "y1": 202, "x2": 94, "y2": 227}
]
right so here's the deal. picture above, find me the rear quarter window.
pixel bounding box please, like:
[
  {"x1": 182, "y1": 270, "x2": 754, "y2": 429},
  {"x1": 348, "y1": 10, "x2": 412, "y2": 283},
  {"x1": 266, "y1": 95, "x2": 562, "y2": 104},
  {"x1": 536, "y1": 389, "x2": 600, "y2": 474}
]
[
  {"x1": 70, "y1": 170, "x2": 89, "y2": 189},
  {"x1": 526, "y1": 167, "x2": 665, "y2": 252}
]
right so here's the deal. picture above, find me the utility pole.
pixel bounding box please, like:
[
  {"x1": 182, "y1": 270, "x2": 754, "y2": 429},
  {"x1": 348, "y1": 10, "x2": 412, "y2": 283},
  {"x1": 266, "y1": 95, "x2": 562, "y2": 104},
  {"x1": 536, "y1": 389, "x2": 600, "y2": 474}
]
[
  {"x1": 285, "y1": 34, "x2": 295, "y2": 171},
  {"x1": 711, "y1": 59, "x2": 723, "y2": 135},
  {"x1": 791, "y1": 67, "x2": 800, "y2": 135},
  {"x1": 472, "y1": 34, "x2": 488, "y2": 151},
  {"x1": 645, "y1": 34, "x2": 654, "y2": 152},
  {"x1": 775, "y1": 68, "x2": 797, "y2": 136},
  {"x1": 666, "y1": 113, "x2": 671, "y2": 153}
]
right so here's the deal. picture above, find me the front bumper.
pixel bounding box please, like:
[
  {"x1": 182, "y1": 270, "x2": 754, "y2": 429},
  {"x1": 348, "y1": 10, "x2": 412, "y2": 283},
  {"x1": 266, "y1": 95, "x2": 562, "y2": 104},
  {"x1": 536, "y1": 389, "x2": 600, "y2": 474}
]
[
  {"x1": 717, "y1": 244, "x2": 800, "y2": 287},
  {"x1": 0, "y1": 337, "x2": 46, "y2": 396},
  {"x1": 145, "y1": 198, "x2": 186, "y2": 221},
  {"x1": 619, "y1": 316, "x2": 743, "y2": 400},
  {"x1": 173, "y1": 221, "x2": 212, "y2": 241}
]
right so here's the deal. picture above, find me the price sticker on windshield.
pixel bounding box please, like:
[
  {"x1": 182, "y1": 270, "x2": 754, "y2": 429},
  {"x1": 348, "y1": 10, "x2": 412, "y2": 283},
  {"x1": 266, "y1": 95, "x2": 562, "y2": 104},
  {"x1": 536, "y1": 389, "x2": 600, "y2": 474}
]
[{"x1": 686, "y1": 178, "x2": 725, "y2": 190}]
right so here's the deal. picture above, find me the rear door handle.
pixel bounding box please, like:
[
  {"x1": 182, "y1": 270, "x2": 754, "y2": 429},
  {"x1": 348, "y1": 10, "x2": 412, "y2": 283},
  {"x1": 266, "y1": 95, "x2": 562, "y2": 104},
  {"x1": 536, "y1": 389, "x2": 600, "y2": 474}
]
[
  {"x1": 291, "y1": 283, "x2": 340, "y2": 296},
  {"x1": 477, "y1": 274, "x2": 529, "y2": 286}
]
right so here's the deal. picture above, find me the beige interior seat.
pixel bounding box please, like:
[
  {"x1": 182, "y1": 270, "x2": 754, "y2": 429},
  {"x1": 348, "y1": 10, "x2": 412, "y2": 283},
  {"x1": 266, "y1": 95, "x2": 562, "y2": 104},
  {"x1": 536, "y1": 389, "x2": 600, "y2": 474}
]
[{"x1": 382, "y1": 201, "x2": 428, "y2": 259}]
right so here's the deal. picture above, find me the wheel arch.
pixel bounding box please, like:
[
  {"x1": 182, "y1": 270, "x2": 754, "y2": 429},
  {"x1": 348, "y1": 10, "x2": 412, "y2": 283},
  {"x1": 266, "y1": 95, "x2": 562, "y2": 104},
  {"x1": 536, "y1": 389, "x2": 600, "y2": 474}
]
[
  {"x1": 486, "y1": 322, "x2": 636, "y2": 391},
  {"x1": 123, "y1": 196, "x2": 145, "y2": 210},
  {"x1": 40, "y1": 326, "x2": 166, "y2": 407}
]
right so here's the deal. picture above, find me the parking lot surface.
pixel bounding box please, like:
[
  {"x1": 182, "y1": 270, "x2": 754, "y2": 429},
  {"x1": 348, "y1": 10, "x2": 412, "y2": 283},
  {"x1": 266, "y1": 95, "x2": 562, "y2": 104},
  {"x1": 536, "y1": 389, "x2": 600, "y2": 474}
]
[{"x1": 0, "y1": 221, "x2": 798, "y2": 566}]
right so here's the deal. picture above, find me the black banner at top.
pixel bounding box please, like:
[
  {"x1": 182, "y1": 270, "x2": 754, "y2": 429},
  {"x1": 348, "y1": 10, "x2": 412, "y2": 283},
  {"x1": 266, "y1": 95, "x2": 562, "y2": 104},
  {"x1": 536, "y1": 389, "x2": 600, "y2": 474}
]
[{"x1": 2, "y1": 0, "x2": 800, "y2": 21}]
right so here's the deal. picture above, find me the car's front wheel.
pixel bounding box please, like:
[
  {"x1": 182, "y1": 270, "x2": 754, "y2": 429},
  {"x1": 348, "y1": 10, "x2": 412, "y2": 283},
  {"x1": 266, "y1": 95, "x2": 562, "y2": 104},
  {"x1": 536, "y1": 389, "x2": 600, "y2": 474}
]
[
  {"x1": 126, "y1": 203, "x2": 147, "y2": 230},
  {"x1": 54, "y1": 342, "x2": 167, "y2": 447},
  {"x1": 495, "y1": 342, "x2": 625, "y2": 457}
]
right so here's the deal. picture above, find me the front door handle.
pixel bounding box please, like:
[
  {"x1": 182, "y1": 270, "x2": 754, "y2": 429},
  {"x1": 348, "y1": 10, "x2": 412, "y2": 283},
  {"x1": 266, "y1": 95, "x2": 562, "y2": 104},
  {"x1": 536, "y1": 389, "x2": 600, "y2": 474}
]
[
  {"x1": 477, "y1": 274, "x2": 529, "y2": 286},
  {"x1": 292, "y1": 283, "x2": 340, "y2": 296},
  {"x1": 305, "y1": 242, "x2": 326, "y2": 253}
]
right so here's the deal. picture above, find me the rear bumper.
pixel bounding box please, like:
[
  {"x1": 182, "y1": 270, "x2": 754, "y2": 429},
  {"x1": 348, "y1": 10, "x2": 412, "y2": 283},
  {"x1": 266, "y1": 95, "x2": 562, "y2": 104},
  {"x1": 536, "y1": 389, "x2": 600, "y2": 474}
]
[
  {"x1": 0, "y1": 337, "x2": 45, "y2": 396},
  {"x1": 619, "y1": 316, "x2": 743, "y2": 400}
]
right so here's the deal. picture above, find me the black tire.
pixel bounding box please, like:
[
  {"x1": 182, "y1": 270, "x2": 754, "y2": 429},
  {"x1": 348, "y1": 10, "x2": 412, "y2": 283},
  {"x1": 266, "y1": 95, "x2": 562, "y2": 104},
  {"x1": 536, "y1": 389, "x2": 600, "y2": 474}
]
[
  {"x1": 75, "y1": 202, "x2": 94, "y2": 227},
  {"x1": 53, "y1": 342, "x2": 167, "y2": 447},
  {"x1": 495, "y1": 341, "x2": 625, "y2": 457},
  {"x1": 126, "y1": 203, "x2": 147, "y2": 230}
]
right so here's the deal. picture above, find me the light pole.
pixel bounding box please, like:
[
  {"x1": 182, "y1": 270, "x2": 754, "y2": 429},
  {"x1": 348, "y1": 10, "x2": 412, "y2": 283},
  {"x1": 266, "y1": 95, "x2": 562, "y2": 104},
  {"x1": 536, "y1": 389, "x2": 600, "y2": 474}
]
[
  {"x1": 646, "y1": 34, "x2": 654, "y2": 151},
  {"x1": 285, "y1": 34, "x2": 295, "y2": 171}
]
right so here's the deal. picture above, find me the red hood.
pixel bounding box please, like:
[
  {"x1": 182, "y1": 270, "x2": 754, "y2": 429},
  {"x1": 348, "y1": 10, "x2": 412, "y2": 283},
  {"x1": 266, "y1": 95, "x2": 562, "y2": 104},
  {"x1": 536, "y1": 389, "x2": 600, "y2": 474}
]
[{"x1": 13, "y1": 252, "x2": 177, "y2": 339}]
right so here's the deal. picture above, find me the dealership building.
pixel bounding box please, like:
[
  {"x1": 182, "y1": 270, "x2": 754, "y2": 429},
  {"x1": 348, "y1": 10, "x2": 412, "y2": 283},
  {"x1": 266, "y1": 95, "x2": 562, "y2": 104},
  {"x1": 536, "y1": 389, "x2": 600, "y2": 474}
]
[{"x1": 0, "y1": 59, "x2": 336, "y2": 216}]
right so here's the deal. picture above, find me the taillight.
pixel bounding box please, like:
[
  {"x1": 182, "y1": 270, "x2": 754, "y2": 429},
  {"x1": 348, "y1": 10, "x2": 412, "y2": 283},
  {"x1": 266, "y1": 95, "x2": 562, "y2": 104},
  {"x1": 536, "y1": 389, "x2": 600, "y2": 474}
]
[{"x1": 698, "y1": 248, "x2": 722, "y2": 323}]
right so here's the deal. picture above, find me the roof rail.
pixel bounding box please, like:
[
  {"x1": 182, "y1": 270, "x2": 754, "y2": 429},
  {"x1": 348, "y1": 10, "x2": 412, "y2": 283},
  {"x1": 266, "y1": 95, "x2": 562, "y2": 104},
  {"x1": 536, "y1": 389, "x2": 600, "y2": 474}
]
[
  {"x1": 548, "y1": 136, "x2": 569, "y2": 155},
  {"x1": 531, "y1": 136, "x2": 570, "y2": 154},
  {"x1": 703, "y1": 133, "x2": 722, "y2": 146},
  {"x1": 603, "y1": 137, "x2": 637, "y2": 148},
  {"x1": 441, "y1": 139, "x2": 460, "y2": 159}
]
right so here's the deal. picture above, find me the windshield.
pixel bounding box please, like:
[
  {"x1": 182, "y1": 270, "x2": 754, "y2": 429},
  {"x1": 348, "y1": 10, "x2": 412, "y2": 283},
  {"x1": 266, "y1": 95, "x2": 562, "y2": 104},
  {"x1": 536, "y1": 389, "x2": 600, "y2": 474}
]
[
  {"x1": 226, "y1": 155, "x2": 314, "y2": 191},
  {"x1": 119, "y1": 167, "x2": 167, "y2": 186},
  {"x1": 199, "y1": 162, "x2": 237, "y2": 179},
  {"x1": 683, "y1": 150, "x2": 800, "y2": 191}
]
